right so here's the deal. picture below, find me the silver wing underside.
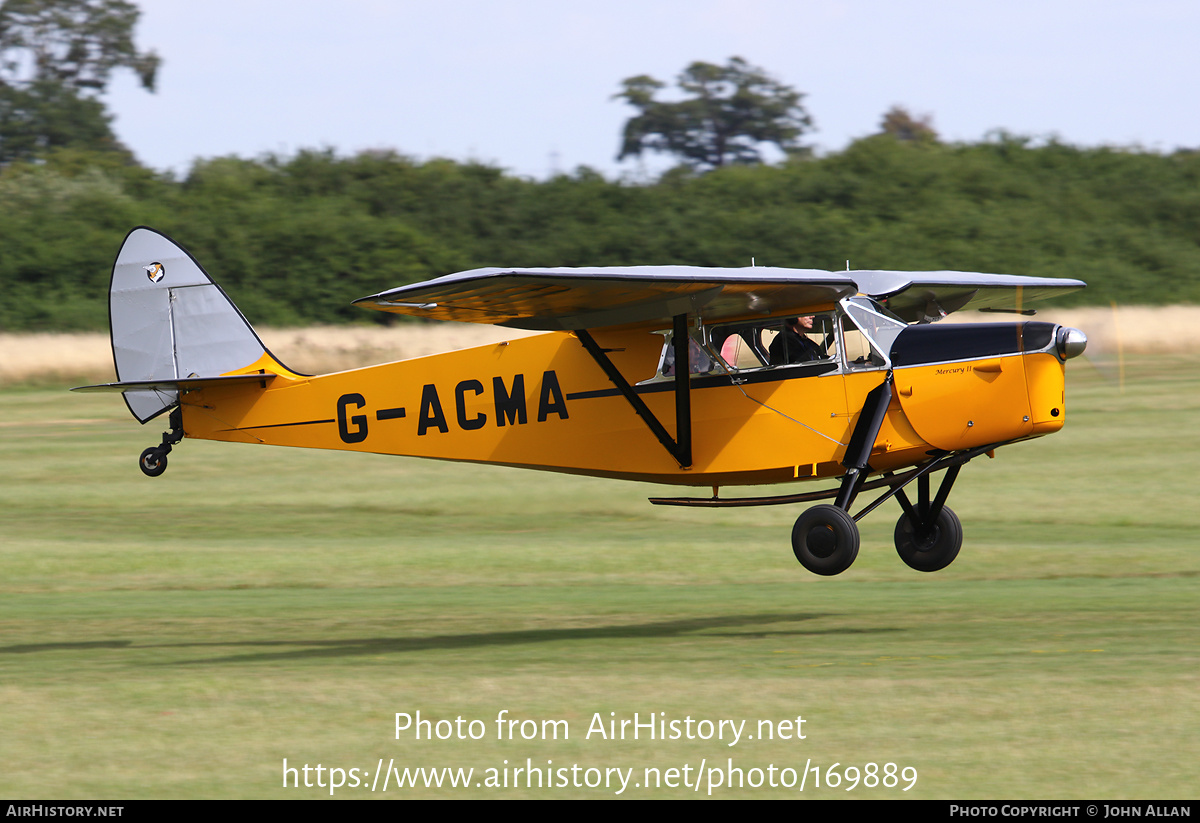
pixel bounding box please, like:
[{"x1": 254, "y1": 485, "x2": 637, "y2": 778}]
[{"x1": 355, "y1": 265, "x2": 1084, "y2": 330}]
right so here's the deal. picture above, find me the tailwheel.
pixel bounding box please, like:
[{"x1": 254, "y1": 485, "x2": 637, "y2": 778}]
[
  {"x1": 894, "y1": 506, "x2": 962, "y2": 572},
  {"x1": 137, "y1": 408, "x2": 183, "y2": 478},
  {"x1": 791, "y1": 504, "x2": 860, "y2": 576},
  {"x1": 139, "y1": 447, "x2": 168, "y2": 477}
]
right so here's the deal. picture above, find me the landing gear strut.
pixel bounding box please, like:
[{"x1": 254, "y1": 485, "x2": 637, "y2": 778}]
[
  {"x1": 790, "y1": 373, "x2": 891, "y2": 576},
  {"x1": 138, "y1": 407, "x2": 183, "y2": 477}
]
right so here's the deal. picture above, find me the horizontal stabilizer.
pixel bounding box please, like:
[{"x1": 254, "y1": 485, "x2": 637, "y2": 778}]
[{"x1": 71, "y1": 373, "x2": 277, "y2": 394}]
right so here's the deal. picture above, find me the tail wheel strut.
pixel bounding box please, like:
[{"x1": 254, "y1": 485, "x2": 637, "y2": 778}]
[{"x1": 138, "y1": 407, "x2": 183, "y2": 477}]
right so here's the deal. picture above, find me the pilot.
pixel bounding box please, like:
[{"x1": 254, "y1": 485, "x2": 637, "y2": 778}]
[{"x1": 768, "y1": 316, "x2": 825, "y2": 365}]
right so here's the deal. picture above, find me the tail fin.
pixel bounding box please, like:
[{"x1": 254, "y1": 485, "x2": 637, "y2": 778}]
[{"x1": 104, "y1": 226, "x2": 284, "y2": 422}]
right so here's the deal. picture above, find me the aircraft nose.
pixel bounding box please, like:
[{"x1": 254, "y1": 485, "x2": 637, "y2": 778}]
[{"x1": 1056, "y1": 326, "x2": 1088, "y2": 360}]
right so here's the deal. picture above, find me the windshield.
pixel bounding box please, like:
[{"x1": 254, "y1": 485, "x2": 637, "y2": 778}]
[{"x1": 841, "y1": 297, "x2": 906, "y2": 366}]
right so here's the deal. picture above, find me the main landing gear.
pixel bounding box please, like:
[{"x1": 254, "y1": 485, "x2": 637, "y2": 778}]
[
  {"x1": 789, "y1": 458, "x2": 969, "y2": 576},
  {"x1": 647, "y1": 387, "x2": 991, "y2": 577},
  {"x1": 890, "y1": 464, "x2": 963, "y2": 572},
  {"x1": 791, "y1": 505, "x2": 859, "y2": 576},
  {"x1": 893, "y1": 505, "x2": 962, "y2": 572},
  {"x1": 138, "y1": 408, "x2": 184, "y2": 478}
]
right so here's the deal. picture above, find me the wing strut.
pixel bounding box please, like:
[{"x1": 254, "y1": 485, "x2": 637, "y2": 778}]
[{"x1": 576, "y1": 315, "x2": 693, "y2": 469}]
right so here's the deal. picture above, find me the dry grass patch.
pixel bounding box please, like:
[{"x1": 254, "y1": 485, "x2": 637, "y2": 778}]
[
  {"x1": 1, "y1": 306, "x2": 1193, "y2": 386},
  {"x1": 1, "y1": 323, "x2": 535, "y2": 385}
]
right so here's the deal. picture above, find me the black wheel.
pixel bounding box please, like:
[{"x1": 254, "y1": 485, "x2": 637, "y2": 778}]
[
  {"x1": 139, "y1": 447, "x2": 167, "y2": 477},
  {"x1": 791, "y1": 504, "x2": 860, "y2": 576},
  {"x1": 894, "y1": 506, "x2": 962, "y2": 572}
]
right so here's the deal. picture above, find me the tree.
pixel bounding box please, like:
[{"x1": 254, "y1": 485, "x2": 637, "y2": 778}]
[
  {"x1": 879, "y1": 105, "x2": 938, "y2": 143},
  {"x1": 0, "y1": 0, "x2": 159, "y2": 162},
  {"x1": 615, "y1": 57, "x2": 813, "y2": 171}
]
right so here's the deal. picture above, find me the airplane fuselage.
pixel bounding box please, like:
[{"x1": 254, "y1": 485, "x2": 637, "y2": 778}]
[{"x1": 180, "y1": 320, "x2": 1068, "y2": 488}]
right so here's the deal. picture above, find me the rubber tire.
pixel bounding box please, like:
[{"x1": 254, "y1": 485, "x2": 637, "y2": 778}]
[
  {"x1": 894, "y1": 506, "x2": 962, "y2": 572},
  {"x1": 139, "y1": 447, "x2": 167, "y2": 477},
  {"x1": 791, "y1": 504, "x2": 860, "y2": 576}
]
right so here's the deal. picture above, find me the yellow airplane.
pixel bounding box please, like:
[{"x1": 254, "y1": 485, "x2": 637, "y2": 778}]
[{"x1": 76, "y1": 227, "x2": 1088, "y2": 576}]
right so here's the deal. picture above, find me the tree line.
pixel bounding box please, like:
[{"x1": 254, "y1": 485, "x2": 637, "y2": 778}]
[
  {"x1": 0, "y1": 4, "x2": 1195, "y2": 331},
  {"x1": 1, "y1": 136, "x2": 1197, "y2": 332}
]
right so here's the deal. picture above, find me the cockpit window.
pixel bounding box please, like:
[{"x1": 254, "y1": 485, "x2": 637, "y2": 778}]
[
  {"x1": 644, "y1": 301, "x2": 903, "y2": 384},
  {"x1": 712, "y1": 315, "x2": 836, "y2": 370}
]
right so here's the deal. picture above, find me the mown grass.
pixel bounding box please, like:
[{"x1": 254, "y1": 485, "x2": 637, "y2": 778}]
[{"x1": 0, "y1": 356, "x2": 1197, "y2": 798}]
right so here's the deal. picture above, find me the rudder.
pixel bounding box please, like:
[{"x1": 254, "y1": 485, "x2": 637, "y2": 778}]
[{"x1": 109, "y1": 227, "x2": 277, "y2": 422}]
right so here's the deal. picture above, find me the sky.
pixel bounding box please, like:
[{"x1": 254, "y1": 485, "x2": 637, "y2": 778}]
[{"x1": 102, "y1": 0, "x2": 1199, "y2": 180}]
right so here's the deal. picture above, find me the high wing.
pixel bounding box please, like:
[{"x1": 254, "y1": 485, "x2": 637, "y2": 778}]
[
  {"x1": 852, "y1": 270, "x2": 1086, "y2": 323},
  {"x1": 354, "y1": 266, "x2": 1085, "y2": 330},
  {"x1": 353, "y1": 266, "x2": 858, "y2": 330}
]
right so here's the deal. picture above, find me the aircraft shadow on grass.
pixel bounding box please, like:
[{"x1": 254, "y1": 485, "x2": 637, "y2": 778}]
[{"x1": 0, "y1": 614, "x2": 900, "y2": 665}]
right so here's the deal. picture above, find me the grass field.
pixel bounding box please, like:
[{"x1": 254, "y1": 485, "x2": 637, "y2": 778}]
[{"x1": 1, "y1": 352, "x2": 1197, "y2": 798}]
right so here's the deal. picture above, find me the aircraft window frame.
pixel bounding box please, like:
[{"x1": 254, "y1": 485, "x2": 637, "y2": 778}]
[{"x1": 642, "y1": 308, "x2": 892, "y2": 385}]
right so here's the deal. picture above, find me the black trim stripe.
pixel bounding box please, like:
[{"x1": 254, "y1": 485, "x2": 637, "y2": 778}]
[{"x1": 224, "y1": 418, "x2": 334, "y2": 432}]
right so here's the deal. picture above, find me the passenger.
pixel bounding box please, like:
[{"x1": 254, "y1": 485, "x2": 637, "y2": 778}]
[
  {"x1": 768, "y1": 316, "x2": 825, "y2": 365},
  {"x1": 662, "y1": 336, "x2": 713, "y2": 376},
  {"x1": 719, "y1": 332, "x2": 741, "y2": 366}
]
